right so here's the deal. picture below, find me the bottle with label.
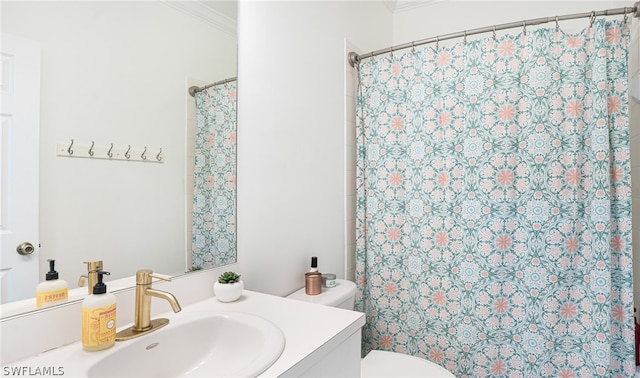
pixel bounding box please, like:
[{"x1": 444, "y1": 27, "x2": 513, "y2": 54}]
[
  {"x1": 82, "y1": 270, "x2": 117, "y2": 351},
  {"x1": 36, "y1": 259, "x2": 68, "y2": 308}
]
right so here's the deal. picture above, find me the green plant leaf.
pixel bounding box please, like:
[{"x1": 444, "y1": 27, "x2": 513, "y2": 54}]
[{"x1": 218, "y1": 271, "x2": 240, "y2": 283}]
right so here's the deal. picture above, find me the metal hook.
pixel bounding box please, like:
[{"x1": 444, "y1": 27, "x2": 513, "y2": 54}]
[
  {"x1": 125, "y1": 145, "x2": 131, "y2": 160},
  {"x1": 156, "y1": 148, "x2": 163, "y2": 162},
  {"x1": 589, "y1": 11, "x2": 596, "y2": 27},
  {"x1": 463, "y1": 30, "x2": 467, "y2": 44},
  {"x1": 522, "y1": 21, "x2": 527, "y2": 36},
  {"x1": 411, "y1": 41, "x2": 416, "y2": 53},
  {"x1": 492, "y1": 26, "x2": 497, "y2": 41},
  {"x1": 107, "y1": 143, "x2": 113, "y2": 158},
  {"x1": 624, "y1": 7, "x2": 629, "y2": 24},
  {"x1": 67, "y1": 139, "x2": 74, "y2": 155},
  {"x1": 389, "y1": 45, "x2": 393, "y2": 59},
  {"x1": 555, "y1": 16, "x2": 560, "y2": 32},
  {"x1": 141, "y1": 147, "x2": 147, "y2": 161},
  {"x1": 88, "y1": 141, "x2": 95, "y2": 157},
  {"x1": 435, "y1": 36, "x2": 440, "y2": 50}
]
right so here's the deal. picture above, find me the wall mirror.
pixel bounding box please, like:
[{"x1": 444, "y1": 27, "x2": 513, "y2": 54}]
[{"x1": 0, "y1": 0, "x2": 237, "y2": 317}]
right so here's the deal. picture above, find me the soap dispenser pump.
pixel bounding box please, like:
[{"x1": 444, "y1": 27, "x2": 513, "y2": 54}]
[
  {"x1": 35, "y1": 259, "x2": 68, "y2": 308},
  {"x1": 82, "y1": 271, "x2": 117, "y2": 351},
  {"x1": 78, "y1": 260, "x2": 104, "y2": 294},
  {"x1": 309, "y1": 256, "x2": 318, "y2": 272}
]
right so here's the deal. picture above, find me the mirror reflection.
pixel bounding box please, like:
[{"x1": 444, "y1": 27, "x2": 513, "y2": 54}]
[
  {"x1": 189, "y1": 77, "x2": 237, "y2": 270},
  {"x1": 0, "y1": 0, "x2": 237, "y2": 315}
]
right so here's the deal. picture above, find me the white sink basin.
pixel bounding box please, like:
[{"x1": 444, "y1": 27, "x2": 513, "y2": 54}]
[{"x1": 88, "y1": 311, "x2": 285, "y2": 378}]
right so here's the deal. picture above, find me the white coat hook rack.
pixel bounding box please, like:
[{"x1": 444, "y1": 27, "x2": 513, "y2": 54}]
[{"x1": 56, "y1": 140, "x2": 165, "y2": 163}]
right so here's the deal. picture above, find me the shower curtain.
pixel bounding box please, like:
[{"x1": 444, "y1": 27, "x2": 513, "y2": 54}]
[
  {"x1": 355, "y1": 19, "x2": 634, "y2": 377},
  {"x1": 192, "y1": 82, "x2": 237, "y2": 269}
]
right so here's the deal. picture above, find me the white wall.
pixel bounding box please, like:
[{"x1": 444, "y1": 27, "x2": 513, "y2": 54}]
[
  {"x1": 2, "y1": 1, "x2": 236, "y2": 287},
  {"x1": 237, "y1": 0, "x2": 393, "y2": 296}
]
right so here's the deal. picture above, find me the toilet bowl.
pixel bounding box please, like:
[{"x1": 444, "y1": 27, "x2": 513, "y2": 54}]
[
  {"x1": 286, "y1": 279, "x2": 456, "y2": 377},
  {"x1": 361, "y1": 350, "x2": 454, "y2": 377}
]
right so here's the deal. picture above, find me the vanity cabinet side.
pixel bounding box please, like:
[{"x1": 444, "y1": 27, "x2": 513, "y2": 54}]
[{"x1": 278, "y1": 328, "x2": 362, "y2": 377}]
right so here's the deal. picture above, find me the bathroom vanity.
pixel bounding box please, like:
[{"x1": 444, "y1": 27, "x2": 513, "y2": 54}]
[{"x1": 0, "y1": 265, "x2": 365, "y2": 377}]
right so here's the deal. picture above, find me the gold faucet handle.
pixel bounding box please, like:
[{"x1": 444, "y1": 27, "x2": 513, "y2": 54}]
[
  {"x1": 149, "y1": 273, "x2": 172, "y2": 282},
  {"x1": 136, "y1": 269, "x2": 173, "y2": 284},
  {"x1": 83, "y1": 260, "x2": 103, "y2": 272},
  {"x1": 78, "y1": 275, "x2": 87, "y2": 287}
]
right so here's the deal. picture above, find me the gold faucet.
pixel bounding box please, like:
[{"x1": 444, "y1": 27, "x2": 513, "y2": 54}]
[
  {"x1": 78, "y1": 260, "x2": 103, "y2": 294},
  {"x1": 115, "y1": 269, "x2": 182, "y2": 341}
]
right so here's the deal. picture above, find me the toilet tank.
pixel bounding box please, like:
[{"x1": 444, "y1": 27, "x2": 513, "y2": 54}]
[{"x1": 286, "y1": 279, "x2": 357, "y2": 310}]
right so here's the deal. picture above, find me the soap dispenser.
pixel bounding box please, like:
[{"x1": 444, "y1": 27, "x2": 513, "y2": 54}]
[
  {"x1": 305, "y1": 256, "x2": 322, "y2": 295},
  {"x1": 36, "y1": 259, "x2": 68, "y2": 308},
  {"x1": 82, "y1": 271, "x2": 117, "y2": 351}
]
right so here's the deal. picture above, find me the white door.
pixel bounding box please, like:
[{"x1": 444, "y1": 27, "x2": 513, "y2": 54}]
[{"x1": 0, "y1": 33, "x2": 40, "y2": 303}]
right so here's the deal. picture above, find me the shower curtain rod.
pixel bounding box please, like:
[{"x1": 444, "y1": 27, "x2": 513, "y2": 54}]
[
  {"x1": 348, "y1": 2, "x2": 640, "y2": 67},
  {"x1": 188, "y1": 76, "x2": 237, "y2": 97}
]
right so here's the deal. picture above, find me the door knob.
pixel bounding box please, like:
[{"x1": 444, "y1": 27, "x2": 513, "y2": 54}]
[{"x1": 17, "y1": 242, "x2": 35, "y2": 255}]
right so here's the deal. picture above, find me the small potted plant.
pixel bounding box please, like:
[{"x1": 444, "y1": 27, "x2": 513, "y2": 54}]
[{"x1": 213, "y1": 271, "x2": 243, "y2": 302}]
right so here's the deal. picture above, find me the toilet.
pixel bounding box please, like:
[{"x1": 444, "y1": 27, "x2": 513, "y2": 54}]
[{"x1": 287, "y1": 279, "x2": 456, "y2": 377}]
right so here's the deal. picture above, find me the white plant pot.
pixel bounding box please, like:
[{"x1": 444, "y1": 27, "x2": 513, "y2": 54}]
[{"x1": 213, "y1": 281, "x2": 244, "y2": 302}]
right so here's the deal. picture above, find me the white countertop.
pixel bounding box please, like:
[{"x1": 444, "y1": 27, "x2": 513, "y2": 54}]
[{"x1": 4, "y1": 289, "x2": 365, "y2": 377}]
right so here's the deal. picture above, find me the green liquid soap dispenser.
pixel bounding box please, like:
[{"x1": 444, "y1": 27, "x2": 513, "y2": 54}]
[
  {"x1": 82, "y1": 271, "x2": 117, "y2": 351},
  {"x1": 35, "y1": 259, "x2": 68, "y2": 308}
]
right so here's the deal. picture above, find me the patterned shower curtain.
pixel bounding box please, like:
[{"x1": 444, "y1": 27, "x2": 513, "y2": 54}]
[
  {"x1": 192, "y1": 82, "x2": 237, "y2": 269},
  {"x1": 355, "y1": 19, "x2": 634, "y2": 377}
]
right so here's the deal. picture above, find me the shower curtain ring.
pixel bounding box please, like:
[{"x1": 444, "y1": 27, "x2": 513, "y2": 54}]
[
  {"x1": 589, "y1": 11, "x2": 596, "y2": 27},
  {"x1": 555, "y1": 16, "x2": 560, "y2": 32},
  {"x1": 436, "y1": 36, "x2": 440, "y2": 50},
  {"x1": 492, "y1": 26, "x2": 497, "y2": 41},
  {"x1": 411, "y1": 41, "x2": 416, "y2": 53},
  {"x1": 624, "y1": 8, "x2": 629, "y2": 24},
  {"x1": 522, "y1": 21, "x2": 527, "y2": 36},
  {"x1": 463, "y1": 30, "x2": 467, "y2": 44},
  {"x1": 389, "y1": 45, "x2": 393, "y2": 59}
]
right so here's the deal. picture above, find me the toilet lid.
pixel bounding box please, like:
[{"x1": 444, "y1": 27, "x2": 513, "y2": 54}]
[{"x1": 361, "y1": 350, "x2": 456, "y2": 377}]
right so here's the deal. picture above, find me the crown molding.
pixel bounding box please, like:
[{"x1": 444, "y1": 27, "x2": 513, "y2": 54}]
[
  {"x1": 382, "y1": 0, "x2": 397, "y2": 12},
  {"x1": 162, "y1": 1, "x2": 237, "y2": 36},
  {"x1": 391, "y1": 0, "x2": 447, "y2": 12}
]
